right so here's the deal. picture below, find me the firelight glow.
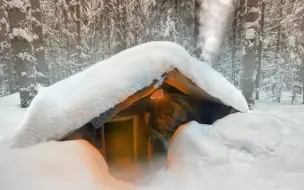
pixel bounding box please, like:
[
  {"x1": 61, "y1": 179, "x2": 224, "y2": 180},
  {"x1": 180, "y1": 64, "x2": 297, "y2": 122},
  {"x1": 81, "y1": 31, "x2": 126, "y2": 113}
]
[{"x1": 151, "y1": 89, "x2": 164, "y2": 100}]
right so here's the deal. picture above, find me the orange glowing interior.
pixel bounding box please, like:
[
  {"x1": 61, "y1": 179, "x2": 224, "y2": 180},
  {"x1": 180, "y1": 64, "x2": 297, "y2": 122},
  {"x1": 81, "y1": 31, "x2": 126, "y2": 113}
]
[{"x1": 150, "y1": 89, "x2": 164, "y2": 99}]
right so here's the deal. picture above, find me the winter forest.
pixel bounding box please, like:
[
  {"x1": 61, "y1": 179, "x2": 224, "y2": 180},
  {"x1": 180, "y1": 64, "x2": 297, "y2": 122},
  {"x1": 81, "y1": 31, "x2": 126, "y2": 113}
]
[{"x1": 0, "y1": 0, "x2": 303, "y2": 109}]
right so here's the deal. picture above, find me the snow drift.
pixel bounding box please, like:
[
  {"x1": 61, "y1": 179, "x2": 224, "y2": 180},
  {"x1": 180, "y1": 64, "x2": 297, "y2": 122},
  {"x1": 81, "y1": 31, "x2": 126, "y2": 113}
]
[
  {"x1": 3, "y1": 112, "x2": 304, "y2": 190},
  {"x1": 0, "y1": 140, "x2": 134, "y2": 190},
  {"x1": 10, "y1": 41, "x2": 248, "y2": 148},
  {"x1": 137, "y1": 114, "x2": 304, "y2": 190}
]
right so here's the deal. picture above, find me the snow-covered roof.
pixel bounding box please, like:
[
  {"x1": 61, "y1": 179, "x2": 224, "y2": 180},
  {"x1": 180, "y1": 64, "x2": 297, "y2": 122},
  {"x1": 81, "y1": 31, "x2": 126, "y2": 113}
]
[{"x1": 10, "y1": 41, "x2": 248, "y2": 148}]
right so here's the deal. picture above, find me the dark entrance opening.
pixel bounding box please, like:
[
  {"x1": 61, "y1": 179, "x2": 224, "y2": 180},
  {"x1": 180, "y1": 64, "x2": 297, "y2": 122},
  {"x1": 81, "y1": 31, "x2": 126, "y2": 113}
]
[{"x1": 104, "y1": 119, "x2": 135, "y2": 167}]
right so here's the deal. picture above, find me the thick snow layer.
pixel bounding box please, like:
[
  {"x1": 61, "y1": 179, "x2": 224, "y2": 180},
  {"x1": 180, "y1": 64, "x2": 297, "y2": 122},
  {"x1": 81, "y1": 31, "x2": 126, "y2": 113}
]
[
  {"x1": 7, "y1": 0, "x2": 29, "y2": 10},
  {"x1": 10, "y1": 41, "x2": 248, "y2": 148},
  {"x1": 0, "y1": 140, "x2": 134, "y2": 190},
  {"x1": 0, "y1": 102, "x2": 304, "y2": 190}
]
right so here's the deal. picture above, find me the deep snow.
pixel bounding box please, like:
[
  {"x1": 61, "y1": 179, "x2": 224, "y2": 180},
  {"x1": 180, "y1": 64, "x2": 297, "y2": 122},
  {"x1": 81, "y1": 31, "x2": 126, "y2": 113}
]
[
  {"x1": 0, "y1": 40, "x2": 303, "y2": 189},
  {"x1": 8, "y1": 41, "x2": 248, "y2": 148},
  {"x1": 135, "y1": 107, "x2": 304, "y2": 190},
  {"x1": 0, "y1": 140, "x2": 134, "y2": 190},
  {"x1": 0, "y1": 104, "x2": 304, "y2": 190}
]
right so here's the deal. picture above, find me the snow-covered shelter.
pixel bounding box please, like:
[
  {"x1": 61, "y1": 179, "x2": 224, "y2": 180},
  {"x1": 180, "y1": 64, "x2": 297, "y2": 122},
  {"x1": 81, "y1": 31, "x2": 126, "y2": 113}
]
[{"x1": 10, "y1": 42, "x2": 248, "y2": 177}]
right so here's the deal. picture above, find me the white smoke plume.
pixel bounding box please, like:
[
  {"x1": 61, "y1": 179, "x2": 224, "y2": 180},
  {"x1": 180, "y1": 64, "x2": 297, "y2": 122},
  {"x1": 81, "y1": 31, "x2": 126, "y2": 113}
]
[{"x1": 199, "y1": 0, "x2": 234, "y2": 65}]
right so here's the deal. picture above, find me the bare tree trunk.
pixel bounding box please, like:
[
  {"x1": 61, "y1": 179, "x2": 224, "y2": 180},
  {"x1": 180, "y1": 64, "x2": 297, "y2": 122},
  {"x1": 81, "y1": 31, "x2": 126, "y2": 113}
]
[
  {"x1": 31, "y1": 0, "x2": 49, "y2": 86},
  {"x1": 275, "y1": 0, "x2": 283, "y2": 103},
  {"x1": 231, "y1": 7, "x2": 237, "y2": 85},
  {"x1": 301, "y1": 14, "x2": 304, "y2": 104},
  {"x1": 102, "y1": 1, "x2": 110, "y2": 55},
  {"x1": 62, "y1": 0, "x2": 72, "y2": 75},
  {"x1": 103, "y1": 1, "x2": 111, "y2": 56},
  {"x1": 241, "y1": 0, "x2": 259, "y2": 109},
  {"x1": 255, "y1": 0, "x2": 265, "y2": 100},
  {"x1": 0, "y1": 0, "x2": 16, "y2": 93},
  {"x1": 90, "y1": 0, "x2": 97, "y2": 64},
  {"x1": 275, "y1": 0, "x2": 283, "y2": 68},
  {"x1": 75, "y1": 0, "x2": 82, "y2": 69},
  {"x1": 8, "y1": 0, "x2": 37, "y2": 108},
  {"x1": 121, "y1": 1, "x2": 127, "y2": 50},
  {"x1": 113, "y1": 0, "x2": 127, "y2": 54},
  {"x1": 63, "y1": 1, "x2": 70, "y2": 59},
  {"x1": 131, "y1": 0, "x2": 144, "y2": 47},
  {"x1": 54, "y1": 0, "x2": 65, "y2": 80},
  {"x1": 194, "y1": 0, "x2": 200, "y2": 58}
]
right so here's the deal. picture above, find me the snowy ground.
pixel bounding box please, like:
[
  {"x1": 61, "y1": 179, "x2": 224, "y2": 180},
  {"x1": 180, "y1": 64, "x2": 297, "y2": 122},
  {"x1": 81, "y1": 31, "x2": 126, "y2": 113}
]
[
  {"x1": 0, "y1": 93, "x2": 26, "y2": 147},
  {"x1": 0, "y1": 93, "x2": 304, "y2": 190}
]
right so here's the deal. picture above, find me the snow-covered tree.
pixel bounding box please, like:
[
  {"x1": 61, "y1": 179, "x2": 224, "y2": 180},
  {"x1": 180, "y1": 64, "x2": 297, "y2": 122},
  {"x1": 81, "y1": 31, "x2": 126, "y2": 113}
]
[{"x1": 1, "y1": 0, "x2": 303, "y2": 106}]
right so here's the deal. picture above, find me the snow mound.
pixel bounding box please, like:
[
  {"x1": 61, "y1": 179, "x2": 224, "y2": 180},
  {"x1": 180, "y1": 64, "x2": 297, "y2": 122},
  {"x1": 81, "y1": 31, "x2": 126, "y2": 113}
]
[
  {"x1": 138, "y1": 115, "x2": 304, "y2": 190},
  {"x1": 10, "y1": 41, "x2": 248, "y2": 148},
  {"x1": 214, "y1": 113, "x2": 304, "y2": 158},
  {"x1": 1, "y1": 111, "x2": 304, "y2": 190},
  {"x1": 0, "y1": 140, "x2": 134, "y2": 190}
]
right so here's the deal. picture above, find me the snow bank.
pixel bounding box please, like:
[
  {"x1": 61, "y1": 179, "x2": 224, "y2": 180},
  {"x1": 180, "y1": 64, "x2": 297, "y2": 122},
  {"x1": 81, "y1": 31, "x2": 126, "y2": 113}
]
[
  {"x1": 10, "y1": 41, "x2": 248, "y2": 148},
  {"x1": 0, "y1": 140, "x2": 134, "y2": 190},
  {"x1": 138, "y1": 115, "x2": 304, "y2": 190}
]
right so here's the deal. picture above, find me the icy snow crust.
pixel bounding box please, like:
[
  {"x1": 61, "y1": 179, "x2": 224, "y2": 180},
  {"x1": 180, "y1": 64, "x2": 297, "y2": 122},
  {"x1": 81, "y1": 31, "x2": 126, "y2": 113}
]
[{"x1": 10, "y1": 41, "x2": 248, "y2": 147}]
